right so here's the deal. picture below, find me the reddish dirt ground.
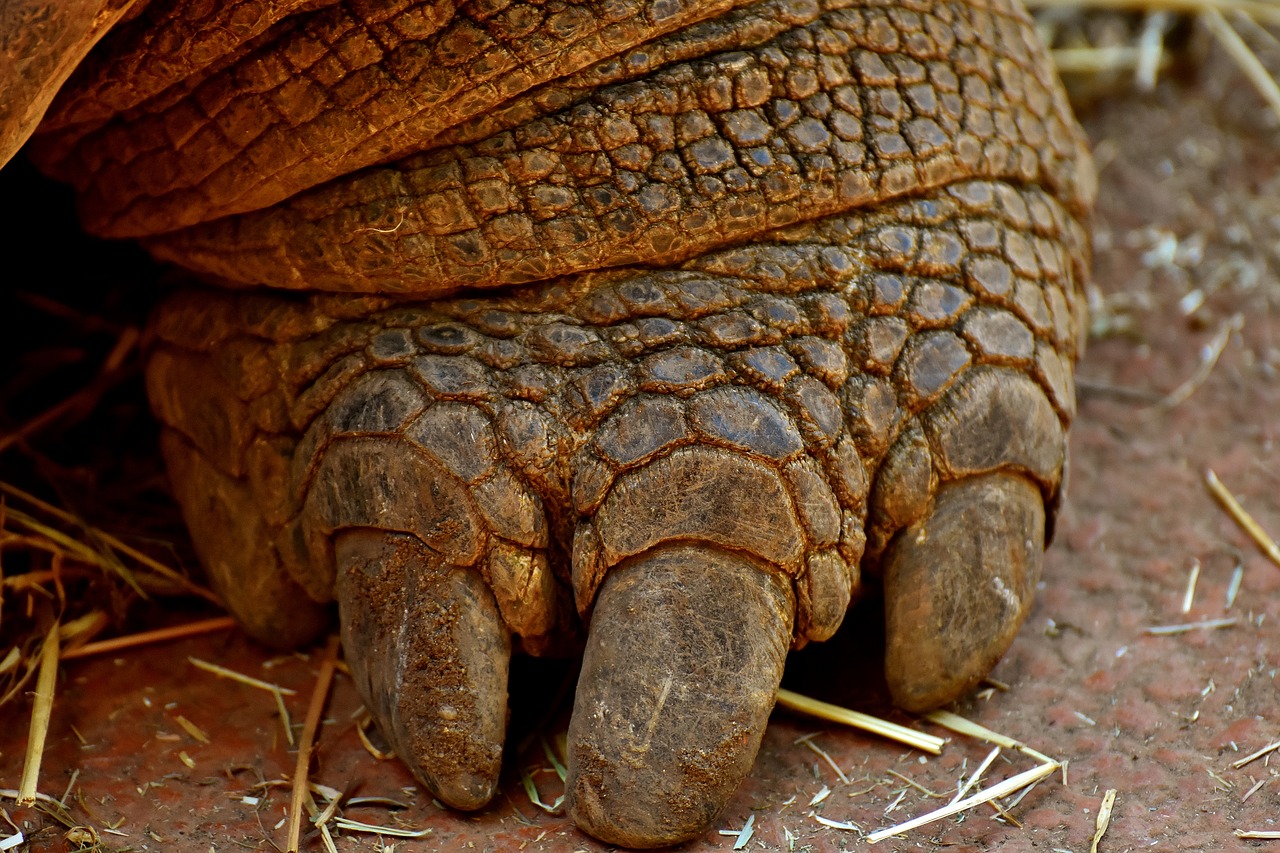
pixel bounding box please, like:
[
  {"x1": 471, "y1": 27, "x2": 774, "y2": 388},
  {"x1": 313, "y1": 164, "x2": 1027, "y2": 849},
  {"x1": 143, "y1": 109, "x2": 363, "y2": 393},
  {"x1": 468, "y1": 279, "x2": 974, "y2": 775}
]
[{"x1": 3, "y1": 36, "x2": 1280, "y2": 853}]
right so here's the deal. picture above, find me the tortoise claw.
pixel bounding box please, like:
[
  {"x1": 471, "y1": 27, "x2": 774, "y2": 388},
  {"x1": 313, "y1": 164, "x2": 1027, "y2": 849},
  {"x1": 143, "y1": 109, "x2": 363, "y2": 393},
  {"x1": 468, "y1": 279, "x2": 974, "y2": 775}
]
[
  {"x1": 335, "y1": 529, "x2": 510, "y2": 810},
  {"x1": 565, "y1": 544, "x2": 793, "y2": 848},
  {"x1": 882, "y1": 472, "x2": 1044, "y2": 712}
]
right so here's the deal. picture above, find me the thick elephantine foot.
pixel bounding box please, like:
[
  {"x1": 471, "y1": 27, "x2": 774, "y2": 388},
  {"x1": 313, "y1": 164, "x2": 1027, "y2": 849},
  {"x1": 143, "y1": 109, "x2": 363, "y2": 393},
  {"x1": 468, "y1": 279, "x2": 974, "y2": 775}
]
[
  {"x1": 148, "y1": 168, "x2": 1084, "y2": 846},
  {"x1": 882, "y1": 472, "x2": 1045, "y2": 712},
  {"x1": 566, "y1": 545, "x2": 793, "y2": 848}
]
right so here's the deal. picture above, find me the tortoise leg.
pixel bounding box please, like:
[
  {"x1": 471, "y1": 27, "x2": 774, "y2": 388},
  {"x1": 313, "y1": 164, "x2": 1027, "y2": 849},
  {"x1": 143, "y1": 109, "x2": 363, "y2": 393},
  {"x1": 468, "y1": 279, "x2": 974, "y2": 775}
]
[
  {"x1": 335, "y1": 528, "x2": 509, "y2": 810},
  {"x1": 882, "y1": 472, "x2": 1044, "y2": 711},
  {"x1": 563, "y1": 397, "x2": 839, "y2": 847},
  {"x1": 293, "y1": 379, "x2": 564, "y2": 809},
  {"x1": 867, "y1": 366, "x2": 1070, "y2": 711},
  {"x1": 566, "y1": 544, "x2": 793, "y2": 848}
]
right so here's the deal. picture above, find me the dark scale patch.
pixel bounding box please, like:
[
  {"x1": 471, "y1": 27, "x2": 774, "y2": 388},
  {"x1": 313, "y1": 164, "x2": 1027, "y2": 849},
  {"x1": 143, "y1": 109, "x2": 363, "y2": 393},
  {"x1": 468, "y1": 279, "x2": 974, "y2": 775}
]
[
  {"x1": 731, "y1": 346, "x2": 800, "y2": 391},
  {"x1": 567, "y1": 362, "x2": 634, "y2": 425},
  {"x1": 906, "y1": 279, "x2": 973, "y2": 327},
  {"x1": 522, "y1": 322, "x2": 613, "y2": 367},
  {"x1": 368, "y1": 328, "x2": 418, "y2": 362},
  {"x1": 896, "y1": 329, "x2": 972, "y2": 405},
  {"x1": 326, "y1": 371, "x2": 428, "y2": 434},
  {"x1": 688, "y1": 386, "x2": 804, "y2": 461},
  {"x1": 852, "y1": 316, "x2": 910, "y2": 375},
  {"x1": 789, "y1": 336, "x2": 848, "y2": 388},
  {"x1": 417, "y1": 322, "x2": 483, "y2": 354},
  {"x1": 639, "y1": 346, "x2": 728, "y2": 393},
  {"x1": 405, "y1": 403, "x2": 499, "y2": 485},
  {"x1": 695, "y1": 312, "x2": 776, "y2": 348},
  {"x1": 960, "y1": 306, "x2": 1035, "y2": 362},
  {"x1": 594, "y1": 396, "x2": 691, "y2": 467},
  {"x1": 785, "y1": 374, "x2": 844, "y2": 447},
  {"x1": 412, "y1": 354, "x2": 498, "y2": 400}
]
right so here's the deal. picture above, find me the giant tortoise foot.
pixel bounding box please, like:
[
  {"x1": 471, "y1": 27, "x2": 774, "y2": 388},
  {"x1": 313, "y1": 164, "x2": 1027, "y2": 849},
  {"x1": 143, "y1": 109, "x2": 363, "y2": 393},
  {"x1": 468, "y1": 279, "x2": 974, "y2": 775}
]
[
  {"x1": 148, "y1": 169, "x2": 1081, "y2": 840},
  {"x1": 13, "y1": 0, "x2": 1092, "y2": 845}
]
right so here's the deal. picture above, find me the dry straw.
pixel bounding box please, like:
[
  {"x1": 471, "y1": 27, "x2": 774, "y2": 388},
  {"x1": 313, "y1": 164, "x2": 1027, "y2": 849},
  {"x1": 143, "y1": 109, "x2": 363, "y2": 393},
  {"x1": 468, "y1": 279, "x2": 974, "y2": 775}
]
[
  {"x1": 867, "y1": 761, "x2": 1060, "y2": 843},
  {"x1": 286, "y1": 636, "x2": 340, "y2": 853},
  {"x1": 776, "y1": 689, "x2": 945, "y2": 754},
  {"x1": 17, "y1": 625, "x2": 60, "y2": 805},
  {"x1": 1206, "y1": 469, "x2": 1280, "y2": 570}
]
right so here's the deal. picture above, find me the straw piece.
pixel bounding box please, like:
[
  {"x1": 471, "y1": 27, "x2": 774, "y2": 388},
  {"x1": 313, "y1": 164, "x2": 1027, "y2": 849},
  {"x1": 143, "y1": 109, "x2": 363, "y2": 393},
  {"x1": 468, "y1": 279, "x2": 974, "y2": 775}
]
[
  {"x1": 0, "y1": 481, "x2": 219, "y2": 604},
  {"x1": 1230, "y1": 739, "x2": 1280, "y2": 769},
  {"x1": 1205, "y1": 470, "x2": 1280, "y2": 570},
  {"x1": 1236, "y1": 830, "x2": 1280, "y2": 839},
  {"x1": 813, "y1": 814, "x2": 861, "y2": 831},
  {"x1": 1051, "y1": 46, "x2": 1145, "y2": 73},
  {"x1": 732, "y1": 814, "x2": 756, "y2": 850},
  {"x1": 0, "y1": 327, "x2": 136, "y2": 457},
  {"x1": 1135, "y1": 11, "x2": 1171, "y2": 90},
  {"x1": 866, "y1": 762, "x2": 1059, "y2": 843},
  {"x1": 1144, "y1": 617, "x2": 1238, "y2": 635},
  {"x1": 1241, "y1": 777, "x2": 1269, "y2": 802},
  {"x1": 275, "y1": 687, "x2": 295, "y2": 747},
  {"x1": 1023, "y1": 0, "x2": 1280, "y2": 28},
  {"x1": 1181, "y1": 559, "x2": 1201, "y2": 614},
  {"x1": 0, "y1": 648, "x2": 19, "y2": 676},
  {"x1": 356, "y1": 716, "x2": 391, "y2": 760},
  {"x1": 1157, "y1": 314, "x2": 1240, "y2": 408},
  {"x1": 62, "y1": 617, "x2": 236, "y2": 660},
  {"x1": 57, "y1": 612, "x2": 109, "y2": 647},
  {"x1": 287, "y1": 636, "x2": 340, "y2": 853},
  {"x1": 18, "y1": 624, "x2": 60, "y2": 805},
  {"x1": 175, "y1": 715, "x2": 210, "y2": 745},
  {"x1": 1225, "y1": 559, "x2": 1245, "y2": 609},
  {"x1": 1201, "y1": 9, "x2": 1280, "y2": 123},
  {"x1": 332, "y1": 818, "x2": 432, "y2": 838},
  {"x1": 950, "y1": 747, "x2": 1001, "y2": 805},
  {"x1": 922, "y1": 710, "x2": 1055, "y2": 764},
  {"x1": 776, "y1": 690, "x2": 944, "y2": 754},
  {"x1": 1090, "y1": 789, "x2": 1118, "y2": 853},
  {"x1": 188, "y1": 656, "x2": 297, "y2": 695},
  {"x1": 795, "y1": 734, "x2": 852, "y2": 785}
]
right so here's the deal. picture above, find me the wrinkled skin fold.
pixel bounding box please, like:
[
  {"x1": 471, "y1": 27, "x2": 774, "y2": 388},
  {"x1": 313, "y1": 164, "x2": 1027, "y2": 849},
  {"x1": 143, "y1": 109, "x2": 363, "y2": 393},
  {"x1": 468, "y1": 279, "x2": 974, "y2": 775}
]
[{"x1": 11, "y1": 0, "x2": 1092, "y2": 846}]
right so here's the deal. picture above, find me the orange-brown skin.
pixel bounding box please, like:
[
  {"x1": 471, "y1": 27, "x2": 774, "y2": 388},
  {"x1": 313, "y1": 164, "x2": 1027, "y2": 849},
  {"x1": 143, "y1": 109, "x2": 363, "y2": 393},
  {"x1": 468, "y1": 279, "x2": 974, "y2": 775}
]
[{"x1": 7, "y1": 0, "x2": 1093, "y2": 846}]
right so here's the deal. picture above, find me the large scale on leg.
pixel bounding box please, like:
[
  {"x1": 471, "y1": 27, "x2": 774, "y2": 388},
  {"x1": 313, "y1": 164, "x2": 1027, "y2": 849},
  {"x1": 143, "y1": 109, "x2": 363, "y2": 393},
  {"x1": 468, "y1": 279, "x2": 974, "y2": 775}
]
[{"x1": 12, "y1": 0, "x2": 1093, "y2": 846}]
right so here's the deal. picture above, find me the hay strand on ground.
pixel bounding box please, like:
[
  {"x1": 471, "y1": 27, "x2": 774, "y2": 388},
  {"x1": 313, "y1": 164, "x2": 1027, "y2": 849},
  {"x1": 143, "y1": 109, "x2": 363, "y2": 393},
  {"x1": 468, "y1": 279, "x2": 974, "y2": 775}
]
[
  {"x1": 286, "y1": 636, "x2": 339, "y2": 853},
  {"x1": 18, "y1": 624, "x2": 60, "y2": 805},
  {"x1": 61, "y1": 617, "x2": 236, "y2": 660},
  {"x1": 1205, "y1": 469, "x2": 1280, "y2": 570},
  {"x1": 776, "y1": 690, "x2": 945, "y2": 754},
  {"x1": 188, "y1": 656, "x2": 297, "y2": 696},
  {"x1": 866, "y1": 761, "x2": 1059, "y2": 843},
  {"x1": 1090, "y1": 789, "x2": 1118, "y2": 852}
]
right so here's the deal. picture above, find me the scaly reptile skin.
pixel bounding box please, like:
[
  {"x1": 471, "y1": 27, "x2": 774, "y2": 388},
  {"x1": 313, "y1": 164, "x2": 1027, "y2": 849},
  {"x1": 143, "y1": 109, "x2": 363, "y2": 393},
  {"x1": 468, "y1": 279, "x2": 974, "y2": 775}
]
[{"x1": 27, "y1": 0, "x2": 1093, "y2": 846}]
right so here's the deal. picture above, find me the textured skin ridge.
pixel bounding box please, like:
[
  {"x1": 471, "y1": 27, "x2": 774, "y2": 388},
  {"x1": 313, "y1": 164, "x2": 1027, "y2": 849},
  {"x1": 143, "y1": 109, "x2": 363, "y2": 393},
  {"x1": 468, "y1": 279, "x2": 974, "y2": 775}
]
[
  {"x1": 33, "y1": 0, "x2": 764, "y2": 237},
  {"x1": 37, "y1": 0, "x2": 342, "y2": 133},
  {"x1": 147, "y1": 178, "x2": 1082, "y2": 650},
  {"x1": 136, "y1": 0, "x2": 1092, "y2": 293}
]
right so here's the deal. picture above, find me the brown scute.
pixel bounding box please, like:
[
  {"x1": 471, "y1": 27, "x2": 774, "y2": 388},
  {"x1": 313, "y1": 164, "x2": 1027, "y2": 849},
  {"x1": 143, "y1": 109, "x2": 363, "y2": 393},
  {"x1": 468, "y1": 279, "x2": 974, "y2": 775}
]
[{"x1": 145, "y1": 169, "x2": 1086, "y2": 845}]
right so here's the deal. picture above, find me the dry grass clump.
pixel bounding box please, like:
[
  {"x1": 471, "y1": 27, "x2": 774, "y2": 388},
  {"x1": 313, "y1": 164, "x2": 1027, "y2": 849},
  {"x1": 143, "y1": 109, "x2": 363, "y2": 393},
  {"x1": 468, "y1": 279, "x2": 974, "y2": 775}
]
[{"x1": 1028, "y1": 0, "x2": 1280, "y2": 120}]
